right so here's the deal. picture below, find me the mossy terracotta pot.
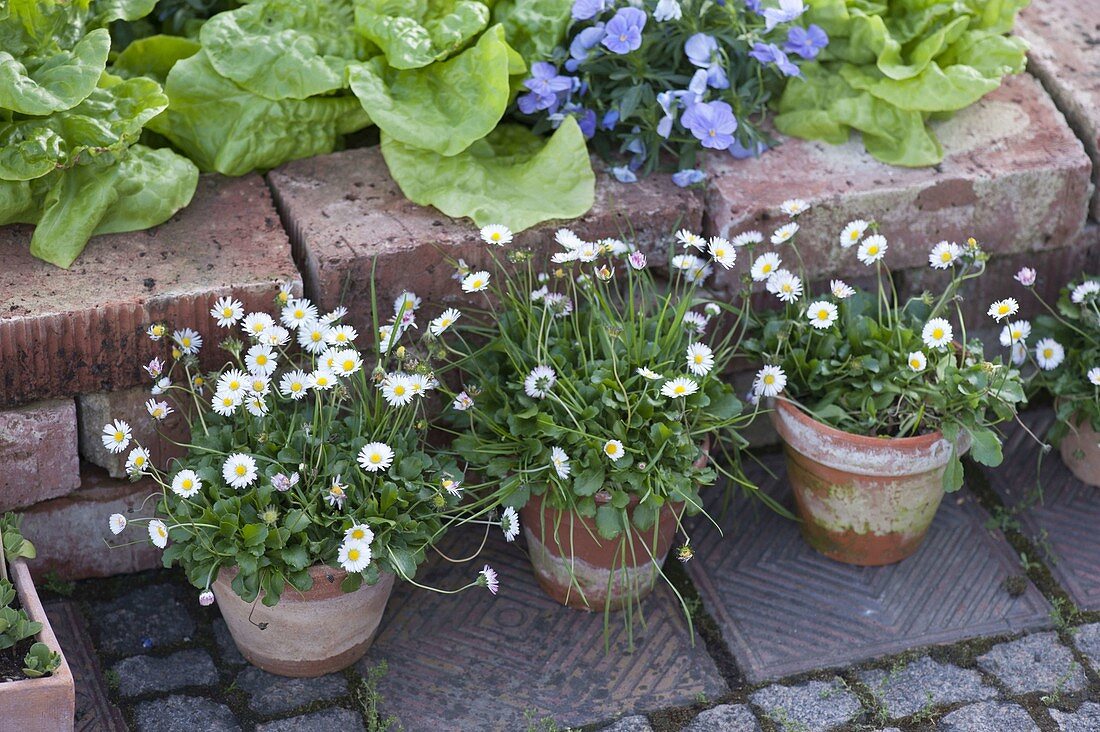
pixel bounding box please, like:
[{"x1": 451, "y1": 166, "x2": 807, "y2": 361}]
[
  {"x1": 519, "y1": 445, "x2": 707, "y2": 611},
  {"x1": 771, "y1": 398, "x2": 966, "y2": 566},
  {"x1": 212, "y1": 565, "x2": 394, "y2": 677},
  {"x1": 1, "y1": 559, "x2": 75, "y2": 732},
  {"x1": 1060, "y1": 414, "x2": 1100, "y2": 487}
]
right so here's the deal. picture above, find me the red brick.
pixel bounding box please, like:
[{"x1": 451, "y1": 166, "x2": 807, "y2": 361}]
[
  {"x1": 77, "y1": 386, "x2": 191, "y2": 479},
  {"x1": 702, "y1": 75, "x2": 1092, "y2": 293},
  {"x1": 0, "y1": 398, "x2": 80, "y2": 511},
  {"x1": 1017, "y1": 1, "x2": 1100, "y2": 218},
  {"x1": 0, "y1": 174, "x2": 300, "y2": 408},
  {"x1": 267, "y1": 148, "x2": 703, "y2": 336},
  {"x1": 20, "y1": 464, "x2": 162, "y2": 580}
]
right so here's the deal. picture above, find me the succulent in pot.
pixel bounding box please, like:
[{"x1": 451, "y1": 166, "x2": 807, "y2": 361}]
[
  {"x1": 104, "y1": 286, "x2": 499, "y2": 677},
  {"x1": 742, "y1": 206, "x2": 1028, "y2": 564}
]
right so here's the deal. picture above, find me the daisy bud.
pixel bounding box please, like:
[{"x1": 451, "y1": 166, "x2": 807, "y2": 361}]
[
  {"x1": 628, "y1": 251, "x2": 647, "y2": 270},
  {"x1": 676, "y1": 544, "x2": 695, "y2": 562},
  {"x1": 199, "y1": 590, "x2": 215, "y2": 607},
  {"x1": 1014, "y1": 267, "x2": 1036, "y2": 287}
]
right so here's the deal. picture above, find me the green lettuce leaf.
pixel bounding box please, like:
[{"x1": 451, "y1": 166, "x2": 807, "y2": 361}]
[
  {"x1": 380, "y1": 118, "x2": 595, "y2": 231},
  {"x1": 353, "y1": 0, "x2": 491, "y2": 70},
  {"x1": 151, "y1": 50, "x2": 371, "y2": 175},
  {"x1": 0, "y1": 27, "x2": 109, "y2": 115},
  {"x1": 88, "y1": 0, "x2": 158, "y2": 26},
  {"x1": 111, "y1": 34, "x2": 201, "y2": 83},
  {"x1": 349, "y1": 24, "x2": 512, "y2": 156},
  {"x1": 491, "y1": 0, "x2": 573, "y2": 63}
]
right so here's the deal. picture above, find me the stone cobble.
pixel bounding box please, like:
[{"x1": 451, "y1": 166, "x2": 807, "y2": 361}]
[
  {"x1": 112, "y1": 649, "x2": 219, "y2": 698},
  {"x1": 253, "y1": 707, "x2": 366, "y2": 732},
  {"x1": 681, "y1": 704, "x2": 762, "y2": 732},
  {"x1": 212, "y1": 618, "x2": 247, "y2": 667},
  {"x1": 1069, "y1": 623, "x2": 1100, "y2": 673},
  {"x1": 234, "y1": 666, "x2": 349, "y2": 716},
  {"x1": 749, "y1": 678, "x2": 862, "y2": 732},
  {"x1": 857, "y1": 656, "x2": 998, "y2": 719},
  {"x1": 937, "y1": 701, "x2": 1039, "y2": 732},
  {"x1": 90, "y1": 584, "x2": 196, "y2": 656},
  {"x1": 132, "y1": 695, "x2": 241, "y2": 732},
  {"x1": 976, "y1": 632, "x2": 1087, "y2": 695},
  {"x1": 601, "y1": 715, "x2": 655, "y2": 732},
  {"x1": 1049, "y1": 701, "x2": 1100, "y2": 732}
]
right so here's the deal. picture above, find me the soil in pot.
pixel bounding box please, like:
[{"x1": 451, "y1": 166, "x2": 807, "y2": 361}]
[
  {"x1": 213, "y1": 565, "x2": 395, "y2": 678},
  {"x1": 0, "y1": 627, "x2": 35, "y2": 683}
]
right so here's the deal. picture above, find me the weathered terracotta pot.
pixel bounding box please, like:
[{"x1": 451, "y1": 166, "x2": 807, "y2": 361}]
[
  {"x1": 771, "y1": 398, "x2": 966, "y2": 566},
  {"x1": 212, "y1": 565, "x2": 394, "y2": 677},
  {"x1": 1, "y1": 559, "x2": 75, "y2": 732},
  {"x1": 1060, "y1": 414, "x2": 1100, "y2": 487}
]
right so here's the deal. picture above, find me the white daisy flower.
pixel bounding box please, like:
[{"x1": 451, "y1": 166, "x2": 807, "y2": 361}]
[
  {"x1": 708, "y1": 237, "x2": 737, "y2": 269},
  {"x1": 171, "y1": 469, "x2": 202, "y2": 498},
  {"x1": 661, "y1": 376, "x2": 699, "y2": 398},
  {"x1": 830, "y1": 280, "x2": 855, "y2": 299},
  {"x1": 146, "y1": 323, "x2": 167, "y2": 341},
  {"x1": 1011, "y1": 341, "x2": 1027, "y2": 366},
  {"x1": 378, "y1": 324, "x2": 403, "y2": 353},
  {"x1": 358, "y1": 442, "x2": 394, "y2": 473},
  {"x1": 921, "y1": 318, "x2": 953, "y2": 349},
  {"x1": 751, "y1": 252, "x2": 782, "y2": 282},
  {"x1": 1035, "y1": 338, "x2": 1064, "y2": 370},
  {"x1": 637, "y1": 367, "x2": 661, "y2": 380},
  {"x1": 262, "y1": 325, "x2": 290, "y2": 347},
  {"x1": 806, "y1": 301, "x2": 838, "y2": 330},
  {"x1": 308, "y1": 370, "x2": 337, "y2": 390},
  {"x1": 277, "y1": 281, "x2": 294, "y2": 305},
  {"x1": 333, "y1": 350, "x2": 363, "y2": 377},
  {"x1": 408, "y1": 373, "x2": 434, "y2": 397},
  {"x1": 173, "y1": 328, "x2": 203, "y2": 355},
  {"x1": 542, "y1": 292, "x2": 574, "y2": 317},
  {"x1": 241, "y1": 312, "x2": 275, "y2": 339},
  {"x1": 998, "y1": 320, "x2": 1031, "y2": 347},
  {"x1": 1088, "y1": 366, "x2": 1100, "y2": 386},
  {"x1": 325, "y1": 325, "x2": 358, "y2": 346},
  {"x1": 453, "y1": 391, "x2": 475, "y2": 411},
  {"x1": 338, "y1": 539, "x2": 372, "y2": 572},
  {"x1": 676, "y1": 229, "x2": 707, "y2": 251},
  {"x1": 280, "y1": 298, "x2": 318, "y2": 330},
  {"x1": 151, "y1": 377, "x2": 171, "y2": 396},
  {"x1": 524, "y1": 365, "x2": 557, "y2": 399},
  {"x1": 321, "y1": 306, "x2": 348, "y2": 324},
  {"x1": 101, "y1": 420, "x2": 132, "y2": 454},
  {"x1": 704, "y1": 303, "x2": 721, "y2": 316},
  {"x1": 550, "y1": 447, "x2": 571, "y2": 479},
  {"x1": 298, "y1": 321, "x2": 331, "y2": 353},
  {"x1": 682, "y1": 311, "x2": 709, "y2": 334},
  {"x1": 753, "y1": 365, "x2": 786, "y2": 397},
  {"x1": 600, "y1": 238, "x2": 631, "y2": 255},
  {"x1": 551, "y1": 249, "x2": 579, "y2": 264},
  {"x1": 143, "y1": 356, "x2": 165, "y2": 379},
  {"x1": 108, "y1": 513, "x2": 127, "y2": 535},
  {"x1": 278, "y1": 370, "x2": 310, "y2": 400},
  {"x1": 326, "y1": 477, "x2": 347, "y2": 509},
  {"x1": 345, "y1": 524, "x2": 375, "y2": 544},
  {"x1": 429, "y1": 309, "x2": 461, "y2": 336},
  {"x1": 247, "y1": 374, "x2": 270, "y2": 396},
  {"x1": 628, "y1": 251, "x2": 647, "y2": 270},
  {"x1": 987, "y1": 298, "x2": 1019, "y2": 322},
  {"x1": 217, "y1": 369, "x2": 248, "y2": 397},
  {"x1": 223, "y1": 453, "x2": 258, "y2": 489},
  {"x1": 212, "y1": 390, "x2": 242, "y2": 416},
  {"x1": 381, "y1": 373, "x2": 414, "y2": 406},
  {"x1": 125, "y1": 447, "x2": 150, "y2": 475},
  {"x1": 211, "y1": 297, "x2": 244, "y2": 327},
  {"x1": 780, "y1": 199, "x2": 809, "y2": 217},
  {"x1": 672, "y1": 254, "x2": 711, "y2": 282},
  {"x1": 840, "y1": 219, "x2": 869, "y2": 248},
  {"x1": 1014, "y1": 267, "x2": 1036, "y2": 287},
  {"x1": 857, "y1": 234, "x2": 888, "y2": 265},
  {"x1": 244, "y1": 395, "x2": 269, "y2": 417},
  {"x1": 907, "y1": 351, "x2": 927, "y2": 372},
  {"x1": 766, "y1": 269, "x2": 803, "y2": 303},
  {"x1": 686, "y1": 343, "x2": 715, "y2": 376},
  {"x1": 501, "y1": 506, "x2": 520, "y2": 542},
  {"x1": 143, "y1": 398, "x2": 172, "y2": 422},
  {"x1": 603, "y1": 439, "x2": 625, "y2": 462},
  {"x1": 148, "y1": 519, "x2": 169, "y2": 549},
  {"x1": 480, "y1": 224, "x2": 513, "y2": 246},
  {"x1": 441, "y1": 474, "x2": 463, "y2": 496},
  {"x1": 928, "y1": 241, "x2": 962, "y2": 269},
  {"x1": 771, "y1": 222, "x2": 799, "y2": 244},
  {"x1": 731, "y1": 231, "x2": 764, "y2": 247},
  {"x1": 245, "y1": 344, "x2": 277, "y2": 377},
  {"x1": 555, "y1": 228, "x2": 584, "y2": 250},
  {"x1": 479, "y1": 564, "x2": 499, "y2": 595},
  {"x1": 1071, "y1": 280, "x2": 1100, "y2": 304},
  {"x1": 271, "y1": 472, "x2": 299, "y2": 492},
  {"x1": 575, "y1": 241, "x2": 601, "y2": 262},
  {"x1": 393, "y1": 291, "x2": 421, "y2": 316},
  {"x1": 462, "y1": 271, "x2": 491, "y2": 293}
]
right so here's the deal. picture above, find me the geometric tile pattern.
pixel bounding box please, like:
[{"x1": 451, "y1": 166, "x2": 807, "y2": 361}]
[
  {"x1": 44, "y1": 600, "x2": 128, "y2": 732},
  {"x1": 987, "y1": 410, "x2": 1100, "y2": 610},
  {"x1": 686, "y1": 453, "x2": 1051, "y2": 683},
  {"x1": 363, "y1": 528, "x2": 726, "y2": 731}
]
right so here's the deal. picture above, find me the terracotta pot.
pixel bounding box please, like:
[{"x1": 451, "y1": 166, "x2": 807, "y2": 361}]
[
  {"x1": 212, "y1": 565, "x2": 394, "y2": 677},
  {"x1": 519, "y1": 444, "x2": 707, "y2": 611},
  {"x1": 771, "y1": 398, "x2": 967, "y2": 566},
  {"x1": 1060, "y1": 413, "x2": 1100, "y2": 487},
  {"x1": 0, "y1": 559, "x2": 75, "y2": 732}
]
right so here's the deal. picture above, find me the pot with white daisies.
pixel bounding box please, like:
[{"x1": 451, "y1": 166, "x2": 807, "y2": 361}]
[
  {"x1": 444, "y1": 223, "x2": 759, "y2": 636},
  {"x1": 103, "y1": 288, "x2": 501, "y2": 677},
  {"x1": 742, "y1": 211, "x2": 1028, "y2": 565},
  {"x1": 1011, "y1": 272, "x2": 1100, "y2": 486}
]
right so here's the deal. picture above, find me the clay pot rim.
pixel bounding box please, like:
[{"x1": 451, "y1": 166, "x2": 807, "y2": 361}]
[{"x1": 773, "y1": 396, "x2": 945, "y2": 450}]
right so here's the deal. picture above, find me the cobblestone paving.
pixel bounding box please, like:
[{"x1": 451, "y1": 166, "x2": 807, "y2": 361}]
[{"x1": 42, "y1": 413, "x2": 1100, "y2": 730}]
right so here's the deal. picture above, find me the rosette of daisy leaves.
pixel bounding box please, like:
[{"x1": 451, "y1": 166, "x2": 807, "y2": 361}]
[
  {"x1": 741, "y1": 203, "x2": 1027, "y2": 490},
  {"x1": 1016, "y1": 274, "x2": 1100, "y2": 445},
  {"x1": 102, "y1": 288, "x2": 497, "y2": 606}
]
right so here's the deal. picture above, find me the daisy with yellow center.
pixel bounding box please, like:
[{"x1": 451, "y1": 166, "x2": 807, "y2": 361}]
[
  {"x1": 357, "y1": 442, "x2": 394, "y2": 473},
  {"x1": 603, "y1": 439, "x2": 625, "y2": 462}
]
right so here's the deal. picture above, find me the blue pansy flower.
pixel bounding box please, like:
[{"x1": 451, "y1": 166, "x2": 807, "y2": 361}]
[
  {"x1": 681, "y1": 101, "x2": 738, "y2": 150},
  {"x1": 601, "y1": 109, "x2": 620, "y2": 130},
  {"x1": 572, "y1": 0, "x2": 608, "y2": 22},
  {"x1": 611, "y1": 166, "x2": 638, "y2": 183},
  {"x1": 567, "y1": 23, "x2": 606, "y2": 70},
  {"x1": 763, "y1": 0, "x2": 806, "y2": 31},
  {"x1": 743, "y1": 0, "x2": 761, "y2": 12},
  {"x1": 654, "y1": 0, "x2": 682, "y2": 21},
  {"x1": 749, "y1": 42, "x2": 801, "y2": 77},
  {"x1": 728, "y1": 136, "x2": 768, "y2": 159},
  {"x1": 601, "y1": 7, "x2": 646, "y2": 54},
  {"x1": 672, "y1": 169, "x2": 706, "y2": 187},
  {"x1": 577, "y1": 108, "x2": 598, "y2": 138},
  {"x1": 656, "y1": 90, "x2": 678, "y2": 138},
  {"x1": 785, "y1": 24, "x2": 828, "y2": 59},
  {"x1": 684, "y1": 33, "x2": 729, "y2": 89}
]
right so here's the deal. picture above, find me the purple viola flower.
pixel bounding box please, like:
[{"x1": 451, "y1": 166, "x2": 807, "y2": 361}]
[
  {"x1": 672, "y1": 169, "x2": 706, "y2": 187},
  {"x1": 749, "y1": 42, "x2": 801, "y2": 77},
  {"x1": 685, "y1": 33, "x2": 718, "y2": 68},
  {"x1": 568, "y1": 23, "x2": 606, "y2": 68},
  {"x1": 728, "y1": 136, "x2": 768, "y2": 159},
  {"x1": 572, "y1": 0, "x2": 608, "y2": 21},
  {"x1": 744, "y1": 0, "x2": 761, "y2": 12},
  {"x1": 625, "y1": 130, "x2": 645, "y2": 156},
  {"x1": 763, "y1": 0, "x2": 806, "y2": 31},
  {"x1": 656, "y1": 90, "x2": 677, "y2": 138},
  {"x1": 577, "y1": 108, "x2": 598, "y2": 138},
  {"x1": 525, "y1": 62, "x2": 573, "y2": 100},
  {"x1": 611, "y1": 165, "x2": 638, "y2": 183},
  {"x1": 681, "y1": 101, "x2": 738, "y2": 150},
  {"x1": 601, "y1": 109, "x2": 620, "y2": 130},
  {"x1": 706, "y1": 64, "x2": 729, "y2": 89},
  {"x1": 601, "y1": 7, "x2": 646, "y2": 54},
  {"x1": 785, "y1": 24, "x2": 828, "y2": 59}
]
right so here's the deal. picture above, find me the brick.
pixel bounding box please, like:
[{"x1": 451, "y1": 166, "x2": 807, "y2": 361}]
[
  {"x1": 1017, "y1": 1, "x2": 1100, "y2": 218},
  {"x1": 267, "y1": 148, "x2": 703, "y2": 337},
  {"x1": 20, "y1": 463, "x2": 163, "y2": 579},
  {"x1": 0, "y1": 398, "x2": 80, "y2": 510},
  {"x1": 0, "y1": 174, "x2": 300, "y2": 408},
  {"x1": 77, "y1": 386, "x2": 190, "y2": 479},
  {"x1": 702, "y1": 75, "x2": 1091, "y2": 292}
]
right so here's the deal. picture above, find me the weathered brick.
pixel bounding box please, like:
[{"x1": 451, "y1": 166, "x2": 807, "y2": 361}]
[
  {"x1": 77, "y1": 386, "x2": 190, "y2": 479},
  {"x1": 1017, "y1": 1, "x2": 1100, "y2": 218},
  {"x1": 267, "y1": 148, "x2": 703, "y2": 337},
  {"x1": 0, "y1": 174, "x2": 300, "y2": 408},
  {"x1": 0, "y1": 398, "x2": 80, "y2": 510},
  {"x1": 20, "y1": 464, "x2": 162, "y2": 579},
  {"x1": 703, "y1": 75, "x2": 1091, "y2": 291}
]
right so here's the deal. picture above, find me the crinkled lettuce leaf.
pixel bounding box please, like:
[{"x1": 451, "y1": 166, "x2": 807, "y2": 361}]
[
  {"x1": 381, "y1": 118, "x2": 595, "y2": 231},
  {"x1": 0, "y1": 28, "x2": 109, "y2": 115},
  {"x1": 150, "y1": 50, "x2": 371, "y2": 175},
  {"x1": 111, "y1": 34, "x2": 201, "y2": 83},
  {"x1": 490, "y1": 0, "x2": 573, "y2": 63},
  {"x1": 353, "y1": 0, "x2": 491, "y2": 70},
  {"x1": 349, "y1": 24, "x2": 514, "y2": 156}
]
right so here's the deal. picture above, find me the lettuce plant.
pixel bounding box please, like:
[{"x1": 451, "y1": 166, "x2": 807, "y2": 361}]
[
  {"x1": 0, "y1": 0, "x2": 199, "y2": 268},
  {"x1": 773, "y1": 0, "x2": 1029, "y2": 166}
]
